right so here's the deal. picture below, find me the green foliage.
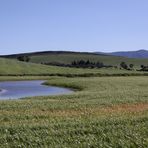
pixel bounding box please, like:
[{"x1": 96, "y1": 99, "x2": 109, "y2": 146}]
[
  {"x1": 120, "y1": 62, "x2": 128, "y2": 70},
  {"x1": 140, "y1": 65, "x2": 148, "y2": 71},
  {"x1": 129, "y1": 63, "x2": 134, "y2": 69},
  {"x1": 71, "y1": 60, "x2": 106, "y2": 68},
  {"x1": 17, "y1": 56, "x2": 30, "y2": 62}
]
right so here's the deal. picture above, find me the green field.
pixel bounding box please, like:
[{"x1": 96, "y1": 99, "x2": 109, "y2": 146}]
[
  {"x1": 3, "y1": 51, "x2": 148, "y2": 68},
  {"x1": 0, "y1": 76, "x2": 148, "y2": 147},
  {"x1": 0, "y1": 57, "x2": 120, "y2": 76},
  {"x1": 0, "y1": 57, "x2": 148, "y2": 147},
  {"x1": 28, "y1": 52, "x2": 148, "y2": 68},
  {"x1": 1, "y1": 57, "x2": 148, "y2": 77}
]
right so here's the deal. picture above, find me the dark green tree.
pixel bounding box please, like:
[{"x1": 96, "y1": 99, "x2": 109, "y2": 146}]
[
  {"x1": 141, "y1": 65, "x2": 145, "y2": 69},
  {"x1": 17, "y1": 56, "x2": 30, "y2": 62},
  {"x1": 120, "y1": 62, "x2": 128, "y2": 70},
  {"x1": 129, "y1": 64, "x2": 134, "y2": 69}
]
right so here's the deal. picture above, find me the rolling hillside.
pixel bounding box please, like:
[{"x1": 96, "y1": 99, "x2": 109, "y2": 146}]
[
  {"x1": 0, "y1": 58, "x2": 61, "y2": 75},
  {"x1": 0, "y1": 57, "x2": 90, "y2": 75},
  {"x1": 0, "y1": 57, "x2": 147, "y2": 76},
  {"x1": 2, "y1": 51, "x2": 148, "y2": 69}
]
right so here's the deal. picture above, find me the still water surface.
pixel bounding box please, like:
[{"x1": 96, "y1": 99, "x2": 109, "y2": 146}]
[{"x1": 0, "y1": 80, "x2": 73, "y2": 100}]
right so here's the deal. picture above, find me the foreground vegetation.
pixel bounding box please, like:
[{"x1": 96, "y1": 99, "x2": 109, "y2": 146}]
[{"x1": 0, "y1": 76, "x2": 148, "y2": 147}]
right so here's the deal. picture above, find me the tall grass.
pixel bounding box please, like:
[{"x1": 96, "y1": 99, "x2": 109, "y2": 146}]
[{"x1": 0, "y1": 76, "x2": 148, "y2": 147}]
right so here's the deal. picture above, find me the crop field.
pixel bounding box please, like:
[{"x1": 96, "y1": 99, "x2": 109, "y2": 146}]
[{"x1": 0, "y1": 76, "x2": 148, "y2": 147}]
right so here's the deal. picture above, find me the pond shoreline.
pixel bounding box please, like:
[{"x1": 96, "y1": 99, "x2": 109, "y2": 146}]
[{"x1": 0, "y1": 80, "x2": 73, "y2": 100}]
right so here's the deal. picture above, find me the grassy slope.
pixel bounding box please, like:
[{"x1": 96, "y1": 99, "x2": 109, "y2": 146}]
[
  {"x1": 29, "y1": 52, "x2": 148, "y2": 68},
  {"x1": 0, "y1": 58, "x2": 112, "y2": 75},
  {"x1": 0, "y1": 57, "x2": 58, "y2": 75},
  {"x1": 0, "y1": 76, "x2": 148, "y2": 147},
  {"x1": 0, "y1": 57, "x2": 147, "y2": 76}
]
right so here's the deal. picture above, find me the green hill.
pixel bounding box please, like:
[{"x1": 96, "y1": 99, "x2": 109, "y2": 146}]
[
  {"x1": 0, "y1": 58, "x2": 58, "y2": 75},
  {"x1": 30, "y1": 52, "x2": 148, "y2": 69},
  {"x1": 0, "y1": 57, "x2": 147, "y2": 76},
  {"x1": 0, "y1": 57, "x2": 88, "y2": 76},
  {"x1": 3, "y1": 51, "x2": 148, "y2": 69}
]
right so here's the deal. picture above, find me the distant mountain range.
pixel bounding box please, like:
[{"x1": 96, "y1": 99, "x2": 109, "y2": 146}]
[{"x1": 95, "y1": 49, "x2": 148, "y2": 58}]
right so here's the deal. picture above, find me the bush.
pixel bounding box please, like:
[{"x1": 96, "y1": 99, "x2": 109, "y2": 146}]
[
  {"x1": 17, "y1": 56, "x2": 30, "y2": 62},
  {"x1": 120, "y1": 62, "x2": 128, "y2": 70}
]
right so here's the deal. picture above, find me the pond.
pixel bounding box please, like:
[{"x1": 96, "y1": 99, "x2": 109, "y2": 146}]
[{"x1": 0, "y1": 80, "x2": 73, "y2": 100}]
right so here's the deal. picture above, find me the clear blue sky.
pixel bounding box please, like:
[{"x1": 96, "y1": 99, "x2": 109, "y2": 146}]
[{"x1": 0, "y1": 0, "x2": 148, "y2": 55}]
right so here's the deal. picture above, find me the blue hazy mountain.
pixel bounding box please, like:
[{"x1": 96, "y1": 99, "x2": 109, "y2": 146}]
[{"x1": 95, "y1": 49, "x2": 148, "y2": 58}]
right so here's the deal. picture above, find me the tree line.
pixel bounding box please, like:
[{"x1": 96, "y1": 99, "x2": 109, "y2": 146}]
[
  {"x1": 71, "y1": 60, "x2": 113, "y2": 68},
  {"x1": 42, "y1": 60, "x2": 115, "y2": 68},
  {"x1": 120, "y1": 62, "x2": 148, "y2": 71},
  {"x1": 140, "y1": 65, "x2": 148, "y2": 71},
  {"x1": 120, "y1": 62, "x2": 134, "y2": 70}
]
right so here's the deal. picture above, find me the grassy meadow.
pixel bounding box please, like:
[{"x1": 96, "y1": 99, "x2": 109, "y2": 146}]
[
  {"x1": 0, "y1": 57, "x2": 121, "y2": 76},
  {"x1": 11, "y1": 52, "x2": 148, "y2": 69},
  {"x1": 0, "y1": 76, "x2": 148, "y2": 147},
  {"x1": 0, "y1": 57, "x2": 148, "y2": 147},
  {"x1": 0, "y1": 57, "x2": 148, "y2": 77},
  {"x1": 31, "y1": 53, "x2": 148, "y2": 68}
]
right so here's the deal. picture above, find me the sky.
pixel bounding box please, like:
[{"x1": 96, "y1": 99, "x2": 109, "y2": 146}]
[{"x1": 0, "y1": 0, "x2": 148, "y2": 55}]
